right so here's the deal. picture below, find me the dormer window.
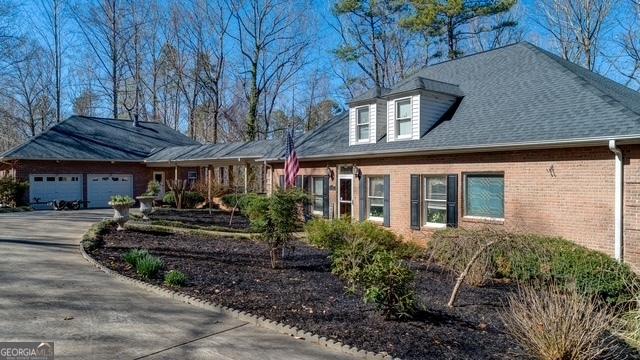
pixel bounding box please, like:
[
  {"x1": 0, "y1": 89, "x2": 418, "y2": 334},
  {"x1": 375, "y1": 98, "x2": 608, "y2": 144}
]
[
  {"x1": 395, "y1": 98, "x2": 412, "y2": 139},
  {"x1": 356, "y1": 106, "x2": 370, "y2": 142}
]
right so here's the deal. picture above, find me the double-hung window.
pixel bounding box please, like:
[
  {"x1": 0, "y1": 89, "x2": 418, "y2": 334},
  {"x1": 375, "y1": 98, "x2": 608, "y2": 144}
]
[
  {"x1": 356, "y1": 106, "x2": 370, "y2": 142},
  {"x1": 465, "y1": 174, "x2": 504, "y2": 219},
  {"x1": 367, "y1": 176, "x2": 384, "y2": 221},
  {"x1": 311, "y1": 177, "x2": 324, "y2": 215},
  {"x1": 395, "y1": 98, "x2": 412, "y2": 139},
  {"x1": 424, "y1": 176, "x2": 447, "y2": 227}
]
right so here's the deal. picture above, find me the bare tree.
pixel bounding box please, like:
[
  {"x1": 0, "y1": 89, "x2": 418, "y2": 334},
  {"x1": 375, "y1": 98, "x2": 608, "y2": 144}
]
[
  {"x1": 615, "y1": 1, "x2": 640, "y2": 89},
  {"x1": 36, "y1": 0, "x2": 65, "y2": 123},
  {"x1": 73, "y1": 0, "x2": 128, "y2": 118},
  {"x1": 230, "y1": 0, "x2": 311, "y2": 140},
  {"x1": 535, "y1": 0, "x2": 615, "y2": 70}
]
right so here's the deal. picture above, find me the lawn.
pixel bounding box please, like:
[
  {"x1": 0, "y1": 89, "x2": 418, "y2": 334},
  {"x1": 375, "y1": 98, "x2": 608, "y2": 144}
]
[{"x1": 90, "y1": 225, "x2": 526, "y2": 359}]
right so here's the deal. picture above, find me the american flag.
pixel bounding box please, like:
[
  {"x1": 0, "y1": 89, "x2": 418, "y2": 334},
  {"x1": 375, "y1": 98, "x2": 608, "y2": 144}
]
[{"x1": 284, "y1": 128, "x2": 299, "y2": 188}]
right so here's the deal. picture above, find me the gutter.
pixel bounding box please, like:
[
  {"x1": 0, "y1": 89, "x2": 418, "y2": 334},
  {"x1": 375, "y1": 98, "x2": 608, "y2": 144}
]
[{"x1": 609, "y1": 140, "x2": 624, "y2": 261}]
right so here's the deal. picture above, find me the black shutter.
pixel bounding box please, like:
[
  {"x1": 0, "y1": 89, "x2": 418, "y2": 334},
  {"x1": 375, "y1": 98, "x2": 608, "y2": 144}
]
[
  {"x1": 279, "y1": 175, "x2": 284, "y2": 189},
  {"x1": 303, "y1": 176, "x2": 312, "y2": 216},
  {"x1": 447, "y1": 174, "x2": 458, "y2": 228},
  {"x1": 383, "y1": 175, "x2": 391, "y2": 227},
  {"x1": 410, "y1": 175, "x2": 420, "y2": 230},
  {"x1": 322, "y1": 175, "x2": 330, "y2": 219},
  {"x1": 295, "y1": 175, "x2": 302, "y2": 188},
  {"x1": 359, "y1": 176, "x2": 367, "y2": 222}
]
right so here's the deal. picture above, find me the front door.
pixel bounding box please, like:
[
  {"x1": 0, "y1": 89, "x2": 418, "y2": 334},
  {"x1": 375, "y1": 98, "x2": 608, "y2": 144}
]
[{"x1": 338, "y1": 177, "x2": 353, "y2": 218}]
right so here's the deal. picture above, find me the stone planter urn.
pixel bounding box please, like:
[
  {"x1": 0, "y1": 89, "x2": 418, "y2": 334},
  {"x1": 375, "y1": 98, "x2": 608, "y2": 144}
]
[
  {"x1": 136, "y1": 196, "x2": 155, "y2": 220},
  {"x1": 108, "y1": 201, "x2": 133, "y2": 231}
]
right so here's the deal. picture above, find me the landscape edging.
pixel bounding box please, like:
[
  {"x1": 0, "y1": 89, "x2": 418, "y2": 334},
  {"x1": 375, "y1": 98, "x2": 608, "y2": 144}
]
[{"x1": 79, "y1": 223, "x2": 398, "y2": 360}]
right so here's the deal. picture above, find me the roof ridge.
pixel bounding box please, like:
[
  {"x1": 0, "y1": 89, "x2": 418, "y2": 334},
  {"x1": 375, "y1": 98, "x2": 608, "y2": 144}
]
[{"x1": 521, "y1": 42, "x2": 640, "y2": 119}]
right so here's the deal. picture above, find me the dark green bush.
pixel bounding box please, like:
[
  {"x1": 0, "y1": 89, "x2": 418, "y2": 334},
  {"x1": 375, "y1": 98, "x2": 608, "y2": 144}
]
[
  {"x1": 123, "y1": 249, "x2": 149, "y2": 267},
  {"x1": 430, "y1": 229, "x2": 637, "y2": 304},
  {"x1": 221, "y1": 193, "x2": 260, "y2": 213},
  {"x1": 164, "y1": 270, "x2": 187, "y2": 287},
  {"x1": 244, "y1": 189, "x2": 308, "y2": 268},
  {"x1": 163, "y1": 191, "x2": 205, "y2": 209},
  {"x1": 331, "y1": 235, "x2": 388, "y2": 291},
  {"x1": 362, "y1": 251, "x2": 417, "y2": 319},
  {"x1": 0, "y1": 175, "x2": 29, "y2": 207},
  {"x1": 136, "y1": 254, "x2": 164, "y2": 278}
]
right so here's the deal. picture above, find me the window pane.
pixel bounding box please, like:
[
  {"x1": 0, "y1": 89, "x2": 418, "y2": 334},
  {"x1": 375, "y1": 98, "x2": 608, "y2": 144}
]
[
  {"x1": 369, "y1": 203, "x2": 384, "y2": 218},
  {"x1": 397, "y1": 118, "x2": 412, "y2": 136},
  {"x1": 313, "y1": 196, "x2": 323, "y2": 211},
  {"x1": 313, "y1": 177, "x2": 323, "y2": 194},
  {"x1": 396, "y1": 99, "x2": 411, "y2": 119},
  {"x1": 466, "y1": 175, "x2": 504, "y2": 218},
  {"x1": 357, "y1": 107, "x2": 369, "y2": 125},
  {"x1": 425, "y1": 177, "x2": 447, "y2": 201},
  {"x1": 426, "y1": 201, "x2": 446, "y2": 224},
  {"x1": 368, "y1": 177, "x2": 384, "y2": 197},
  {"x1": 358, "y1": 124, "x2": 369, "y2": 140}
]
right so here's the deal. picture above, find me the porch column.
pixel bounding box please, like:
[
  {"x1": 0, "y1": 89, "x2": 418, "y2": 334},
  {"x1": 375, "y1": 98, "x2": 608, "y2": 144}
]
[
  {"x1": 244, "y1": 163, "x2": 249, "y2": 194},
  {"x1": 174, "y1": 165, "x2": 178, "y2": 182}
]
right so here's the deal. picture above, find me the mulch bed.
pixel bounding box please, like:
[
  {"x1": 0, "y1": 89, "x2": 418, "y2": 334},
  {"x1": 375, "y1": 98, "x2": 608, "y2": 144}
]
[
  {"x1": 148, "y1": 209, "x2": 251, "y2": 230},
  {"x1": 90, "y1": 225, "x2": 529, "y2": 359}
]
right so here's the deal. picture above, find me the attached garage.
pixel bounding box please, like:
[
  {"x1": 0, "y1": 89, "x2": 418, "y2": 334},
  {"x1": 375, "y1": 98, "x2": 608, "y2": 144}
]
[
  {"x1": 87, "y1": 174, "x2": 133, "y2": 208},
  {"x1": 29, "y1": 174, "x2": 82, "y2": 209}
]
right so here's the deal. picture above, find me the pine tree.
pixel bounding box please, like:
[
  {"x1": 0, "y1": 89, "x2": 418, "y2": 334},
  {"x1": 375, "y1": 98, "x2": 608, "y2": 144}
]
[{"x1": 402, "y1": 0, "x2": 517, "y2": 59}]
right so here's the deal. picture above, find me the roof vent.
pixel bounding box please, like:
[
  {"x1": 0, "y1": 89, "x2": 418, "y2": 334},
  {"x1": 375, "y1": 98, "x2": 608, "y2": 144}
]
[{"x1": 133, "y1": 114, "x2": 139, "y2": 127}]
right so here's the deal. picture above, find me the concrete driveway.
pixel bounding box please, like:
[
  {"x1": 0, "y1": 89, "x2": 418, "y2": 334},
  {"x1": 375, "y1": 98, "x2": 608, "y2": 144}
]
[{"x1": 0, "y1": 210, "x2": 352, "y2": 360}]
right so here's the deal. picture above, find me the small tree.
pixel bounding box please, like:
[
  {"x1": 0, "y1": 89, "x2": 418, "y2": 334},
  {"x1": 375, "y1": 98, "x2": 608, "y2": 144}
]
[
  {"x1": 245, "y1": 189, "x2": 307, "y2": 269},
  {"x1": 166, "y1": 179, "x2": 188, "y2": 209},
  {"x1": 0, "y1": 175, "x2": 29, "y2": 207}
]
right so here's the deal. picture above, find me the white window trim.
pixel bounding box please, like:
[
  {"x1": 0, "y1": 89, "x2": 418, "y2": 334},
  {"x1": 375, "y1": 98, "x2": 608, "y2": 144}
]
[
  {"x1": 311, "y1": 176, "x2": 324, "y2": 216},
  {"x1": 355, "y1": 106, "x2": 371, "y2": 143},
  {"x1": 463, "y1": 173, "x2": 505, "y2": 220},
  {"x1": 367, "y1": 176, "x2": 385, "y2": 222},
  {"x1": 423, "y1": 175, "x2": 447, "y2": 229},
  {"x1": 394, "y1": 97, "x2": 413, "y2": 140}
]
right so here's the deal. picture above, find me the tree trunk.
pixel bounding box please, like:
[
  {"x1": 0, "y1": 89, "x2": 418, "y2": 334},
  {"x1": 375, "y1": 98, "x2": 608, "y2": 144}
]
[{"x1": 448, "y1": 239, "x2": 498, "y2": 307}]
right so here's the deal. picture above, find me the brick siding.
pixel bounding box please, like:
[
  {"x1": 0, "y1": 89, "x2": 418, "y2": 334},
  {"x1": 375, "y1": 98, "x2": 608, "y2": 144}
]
[{"x1": 272, "y1": 145, "x2": 640, "y2": 270}]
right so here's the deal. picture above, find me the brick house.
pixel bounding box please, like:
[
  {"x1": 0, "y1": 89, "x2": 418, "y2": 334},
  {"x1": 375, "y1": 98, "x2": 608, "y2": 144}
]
[
  {"x1": 3, "y1": 42, "x2": 640, "y2": 270},
  {"x1": 263, "y1": 43, "x2": 640, "y2": 270}
]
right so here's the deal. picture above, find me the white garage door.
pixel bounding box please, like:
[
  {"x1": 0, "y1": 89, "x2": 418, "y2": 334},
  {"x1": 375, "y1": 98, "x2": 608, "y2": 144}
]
[
  {"x1": 29, "y1": 174, "x2": 83, "y2": 209},
  {"x1": 87, "y1": 174, "x2": 133, "y2": 208}
]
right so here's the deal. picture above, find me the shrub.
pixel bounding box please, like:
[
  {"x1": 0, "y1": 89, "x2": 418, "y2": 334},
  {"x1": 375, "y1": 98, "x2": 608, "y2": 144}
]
[
  {"x1": 362, "y1": 251, "x2": 417, "y2": 319},
  {"x1": 81, "y1": 220, "x2": 114, "y2": 251},
  {"x1": 164, "y1": 270, "x2": 187, "y2": 287},
  {"x1": 305, "y1": 218, "x2": 352, "y2": 251},
  {"x1": 502, "y1": 283, "x2": 618, "y2": 360},
  {"x1": 0, "y1": 175, "x2": 29, "y2": 207},
  {"x1": 142, "y1": 181, "x2": 161, "y2": 196},
  {"x1": 123, "y1": 249, "x2": 149, "y2": 267},
  {"x1": 244, "y1": 189, "x2": 307, "y2": 268},
  {"x1": 331, "y1": 235, "x2": 387, "y2": 291},
  {"x1": 162, "y1": 191, "x2": 205, "y2": 209},
  {"x1": 620, "y1": 297, "x2": 640, "y2": 349},
  {"x1": 136, "y1": 254, "x2": 164, "y2": 278},
  {"x1": 221, "y1": 193, "x2": 259, "y2": 213},
  {"x1": 430, "y1": 228, "x2": 637, "y2": 304}
]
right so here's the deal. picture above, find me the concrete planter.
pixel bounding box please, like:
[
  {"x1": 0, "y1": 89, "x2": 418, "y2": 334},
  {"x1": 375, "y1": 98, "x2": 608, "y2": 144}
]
[
  {"x1": 108, "y1": 202, "x2": 133, "y2": 231},
  {"x1": 136, "y1": 196, "x2": 155, "y2": 220}
]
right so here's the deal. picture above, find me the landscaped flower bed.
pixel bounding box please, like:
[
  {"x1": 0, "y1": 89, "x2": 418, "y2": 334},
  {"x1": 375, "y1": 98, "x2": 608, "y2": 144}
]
[
  {"x1": 88, "y1": 225, "x2": 526, "y2": 359},
  {"x1": 134, "y1": 208, "x2": 251, "y2": 231}
]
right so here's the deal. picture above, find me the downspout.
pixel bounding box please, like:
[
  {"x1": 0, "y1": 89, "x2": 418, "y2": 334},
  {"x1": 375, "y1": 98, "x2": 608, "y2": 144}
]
[{"x1": 608, "y1": 140, "x2": 623, "y2": 261}]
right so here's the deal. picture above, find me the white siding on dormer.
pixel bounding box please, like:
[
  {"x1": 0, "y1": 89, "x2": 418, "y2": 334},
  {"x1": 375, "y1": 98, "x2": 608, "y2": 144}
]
[
  {"x1": 349, "y1": 103, "x2": 376, "y2": 145},
  {"x1": 411, "y1": 94, "x2": 420, "y2": 140}
]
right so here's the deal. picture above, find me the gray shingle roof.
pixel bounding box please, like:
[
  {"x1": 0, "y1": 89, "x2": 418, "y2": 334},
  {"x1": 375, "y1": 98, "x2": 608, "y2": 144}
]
[
  {"x1": 145, "y1": 140, "x2": 276, "y2": 163},
  {"x1": 385, "y1": 76, "x2": 464, "y2": 98},
  {"x1": 267, "y1": 42, "x2": 640, "y2": 160},
  {"x1": 0, "y1": 116, "x2": 200, "y2": 161}
]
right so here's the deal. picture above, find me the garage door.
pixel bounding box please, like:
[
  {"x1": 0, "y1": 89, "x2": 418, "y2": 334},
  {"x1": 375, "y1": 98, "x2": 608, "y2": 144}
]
[
  {"x1": 87, "y1": 174, "x2": 133, "y2": 208},
  {"x1": 29, "y1": 174, "x2": 83, "y2": 209}
]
